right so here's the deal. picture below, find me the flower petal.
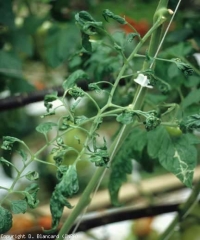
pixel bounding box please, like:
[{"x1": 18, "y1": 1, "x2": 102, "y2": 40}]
[{"x1": 134, "y1": 74, "x2": 153, "y2": 88}]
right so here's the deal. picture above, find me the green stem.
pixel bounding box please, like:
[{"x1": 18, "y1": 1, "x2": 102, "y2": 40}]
[
  {"x1": 159, "y1": 179, "x2": 200, "y2": 240},
  {"x1": 107, "y1": 15, "x2": 166, "y2": 106},
  {"x1": 161, "y1": 122, "x2": 179, "y2": 127},
  {"x1": 57, "y1": 0, "x2": 169, "y2": 237},
  {"x1": 0, "y1": 157, "x2": 33, "y2": 204},
  {"x1": 84, "y1": 92, "x2": 101, "y2": 112}
]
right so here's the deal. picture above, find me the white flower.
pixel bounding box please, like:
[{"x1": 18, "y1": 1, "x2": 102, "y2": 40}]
[{"x1": 134, "y1": 73, "x2": 153, "y2": 89}]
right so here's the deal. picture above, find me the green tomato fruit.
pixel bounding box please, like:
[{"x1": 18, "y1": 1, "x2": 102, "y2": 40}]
[
  {"x1": 0, "y1": 206, "x2": 12, "y2": 233},
  {"x1": 165, "y1": 126, "x2": 182, "y2": 137},
  {"x1": 181, "y1": 225, "x2": 200, "y2": 240}
]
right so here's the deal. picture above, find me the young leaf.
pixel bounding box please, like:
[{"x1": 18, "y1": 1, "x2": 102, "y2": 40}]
[
  {"x1": 44, "y1": 91, "x2": 58, "y2": 113},
  {"x1": 0, "y1": 157, "x2": 11, "y2": 167},
  {"x1": 143, "y1": 111, "x2": 161, "y2": 131},
  {"x1": 1, "y1": 136, "x2": 22, "y2": 150},
  {"x1": 116, "y1": 111, "x2": 135, "y2": 125},
  {"x1": 102, "y1": 9, "x2": 126, "y2": 24},
  {"x1": 0, "y1": 157, "x2": 19, "y2": 172},
  {"x1": 44, "y1": 165, "x2": 79, "y2": 233},
  {"x1": 25, "y1": 171, "x2": 39, "y2": 181},
  {"x1": 147, "y1": 126, "x2": 197, "y2": 187},
  {"x1": 62, "y1": 70, "x2": 88, "y2": 90},
  {"x1": 172, "y1": 58, "x2": 194, "y2": 77},
  {"x1": 36, "y1": 122, "x2": 57, "y2": 135},
  {"x1": 24, "y1": 183, "x2": 39, "y2": 209},
  {"x1": 180, "y1": 114, "x2": 200, "y2": 133},
  {"x1": 127, "y1": 33, "x2": 140, "y2": 42},
  {"x1": 74, "y1": 115, "x2": 88, "y2": 125},
  {"x1": 44, "y1": 91, "x2": 58, "y2": 102},
  {"x1": 75, "y1": 11, "x2": 103, "y2": 36},
  {"x1": 53, "y1": 148, "x2": 72, "y2": 166},
  {"x1": 11, "y1": 200, "x2": 27, "y2": 214},
  {"x1": 82, "y1": 22, "x2": 103, "y2": 35},
  {"x1": 68, "y1": 86, "x2": 85, "y2": 99},
  {"x1": 77, "y1": 11, "x2": 96, "y2": 22}
]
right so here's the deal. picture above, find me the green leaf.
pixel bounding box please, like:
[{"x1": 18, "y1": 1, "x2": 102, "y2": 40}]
[
  {"x1": 172, "y1": 58, "x2": 193, "y2": 77},
  {"x1": 44, "y1": 165, "x2": 79, "y2": 233},
  {"x1": 75, "y1": 11, "x2": 103, "y2": 36},
  {"x1": 44, "y1": 91, "x2": 58, "y2": 102},
  {"x1": 184, "y1": 76, "x2": 200, "y2": 88},
  {"x1": 109, "y1": 152, "x2": 132, "y2": 206},
  {"x1": 63, "y1": 165, "x2": 79, "y2": 196},
  {"x1": 90, "y1": 155, "x2": 109, "y2": 167},
  {"x1": 77, "y1": 11, "x2": 96, "y2": 22},
  {"x1": 44, "y1": 25, "x2": 79, "y2": 67},
  {"x1": 147, "y1": 127, "x2": 165, "y2": 159},
  {"x1": 36, "y1": 122, "x2": 57, "y2": 135},
  {"x1": 171, "y1": 137, "x2": 197, "y2": 187},
  {"x1": 181, "y1": 89, "x2": 200, "y2": 109},
  {"x1": 25, "y1": 183, "x2": 39, "y2": 192},
  {"x1": 180, "y1": 114, "x2": 200, "y2": 133},
  {"x1": 116, "y1": 111, "x2": 135, "y2": 124},
  {"x1": 24, "y1": 183, "x2": 39, "y2": 209},
  {"x1": 108, "y1": 128, "x2": 147, "y2": 206},
  {"x1": 82, "y1": 22, "x2": 103, "y2": 35},
  {"x1": 143, "y1": 111, "x2": 161, "y2": 131},
  {"x1": 82, "y1": 32, "x2": 92, "y2": 52},
  {"x1": 53, "y1": 149, "x2": 70, "y2": 166},
  {"x1": 11, "y1": 200, "x2": 27, "y2": 214},
  {"x1": 162, "y1": 42, "x2": 193, "y2": 58},
  {"x1": 127, "y1": 33, "x2": 140, "y2": 42},
  {"x1": 44, "y1": 91, "x2": 58, "y2": 113},
  {"x1": 0, "y1": 206, "x2": 13, "y2": 234},
  {"x1": 147, "y1": 126, "x2": 197, "y2": 187},
  {"x1": 23, "y1": 16, "x2": 47, "y2": 34},
  {"x1": 0, "y1": 157, "x2": 11, "y2": 166},
  {"x1": 68, "y1": 86, "x2": 85, "y2": 99},
  {"x1": 10, "y1": 29, "x2": 33, "y2": 56},
  {"x1": 102, "y1": 9, "x2": 126, "y2": 24},
  {"x1": 62, "y1": 70, "x2": 88, "y2": 90},
  {"x1": 0, "y1": 0, "x2": 15, "y2": 28},
  {"x1": 1, "y1": 136, "x2": 22, "y2": 151},
  {"x1": 25, "y1": 171, "x2": 39, "y2": 181},
  {"x1": 3, "y1": 136, "x2": 21, "y2": 143},
  {"x1": 74, "y1": 115, "x2": 88, "y2": 125}
]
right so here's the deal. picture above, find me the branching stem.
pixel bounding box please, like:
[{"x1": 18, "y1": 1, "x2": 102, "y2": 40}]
[{"x1": 57, "y1": 0, "x2": 170, "y2": 237}]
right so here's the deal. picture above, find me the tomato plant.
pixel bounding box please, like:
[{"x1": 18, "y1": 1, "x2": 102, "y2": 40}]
[{"x1": 0, "y1": 0, "x2": 200, "y2": 239}]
